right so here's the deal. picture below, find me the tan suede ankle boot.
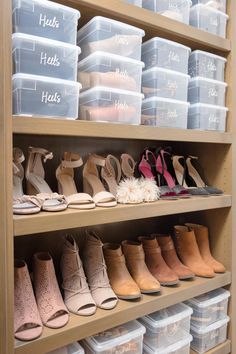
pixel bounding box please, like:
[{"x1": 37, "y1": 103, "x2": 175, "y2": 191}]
[
  {"x1": 174, "y1": 226, "x2": 215, "y2": 278},
  {"x1": 155, "y1": 234, "x2": 195, "y2": 280},
  {"x1": 139, "y1": 236, "x2": 179, "y2": 286},
  {"x1": 103, "y1": 243, "x2": 141, "y2": 299},
  {"x1": 122, "y1": 240, "x2": 161, "y2": 294},
  {"x1": 185, "y1": 223, "x2": 226, "y2": 273}
]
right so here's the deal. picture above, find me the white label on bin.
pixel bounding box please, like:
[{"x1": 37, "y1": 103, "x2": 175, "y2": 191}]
[
  {"x1": 208, "y1": 88, "x2": 218, "y2": 97},
  {"x1": 210, "y1": 328, "x2": 220, "y2": 340},
  {"x1": 169, "y1": 3, "x2": 178, "y2": 10},
  {"x1": 167, "y1": 80, "x2": 178, "y2": 93},
  {"x1": 115, "y1": 35, "x2": 129, "y2": 46},
  {"x1": 210, "y1": 17, "x2": 219, "y2": 26},
  {"x1": 168, "y1": 51, "x2": 180, "y2": 63},
  {"x1": 207, "y1": 60, "x2": 217, "y2": 72},
  {"x1": 114, "y1": 100, "x2": 128, "y2": 110},
  {"x1": 209, "y1": 114, "x2": 220, "y2": 129},
  {"x1": 41, "y1": 91, "x2": 61, "y2": 104},
  {"x1": 39, "y1": 14, "x2": 60, "y2": 29},
  {"x1": 115, "y1": 68, "x2": 128, "y2": 78},
  {"x1": 160, "y1": 109, "x2": 177, "y2": 122},
  {"x1": 40, "y1": 52, "x2": 60, "y2": 67}
]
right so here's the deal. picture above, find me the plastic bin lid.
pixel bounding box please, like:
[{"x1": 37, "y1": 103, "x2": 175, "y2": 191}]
[
  {"x1": 82, "y1": 320, "x2": 146, "y2": 352},
  {"x1": 189, "y1": 76, "x2": 228, "y2": 87},
  {"x1": 142, "y1": 66, "x2": 190, "y2": 79},
  {"x1": 190, "y1": 3, "x2": 229, "y2": 18},
  {"x1": 12, "y1": 73, "x2": 82, "y2": 89},
  {"x1": 142, "y1": 96, "x2": 190, "y2": 106},
  {"x1": 190, "y1": 50, "x2": 227, "y2": 62},
  {"x1": 142, "y1": 37, "x2": 191, "y2": 53},
  {"x1": 189, "y1": 103, "x2": 228, "y2": 111},
  {"x1": 79, "y1": 85, "x2": 144, "y2": 98},
  {"x1": 186, "y1": 288, "x2": 230, "y2": 308},
  {"x1": 12, "y1": 33, "x2": 81, "y2": 54},
  {"x1": 191, "y1": 316, "x2": 230, "y2": 335},
  {"x1": 139, "y1": 303, "x2": 193, "y2": 329},
  {"x1": 143, "y1": 334, "x2": 193, "y2": 354},
  {"x1": 48, "y1": 342, "x2": 84, "y2": 354},
  {"x1": 78, "y1": 50, "x2": 145, "y2": 68}
]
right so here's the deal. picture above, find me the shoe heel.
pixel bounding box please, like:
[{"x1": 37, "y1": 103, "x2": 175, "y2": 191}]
[{"x1": 27, "y1": 181, "x2": 38, "y2": 195}]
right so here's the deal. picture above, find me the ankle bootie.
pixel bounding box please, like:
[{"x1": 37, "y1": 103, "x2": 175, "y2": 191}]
[
  {"x1": 103, "y1": 243, "x2": 141, "y2": 300},
  {"x1": 14, "y1": 260, "x2": 43, "y2": 341},
  {"x1": 60, "y1": 235, "x2": 96, "y2": 316},
  {"x1": 185, "y1": 223, "x2": 226, "y2": 273},
  {"x1": 33, "y1": 252, "x2": 69, "y2": 328},
  {"x1": 174, "y1": 226, "x2": 215, "y2": 278},
  {"x1": 156, "y1": 234, "x2": 195, "y2": 280},
  {"x1": 139, "y1": 236, "x2": 179, "y2": 286},
  {"x1": 83, "y1": 232, "x2": 118, "y2": 310},
  {"x1": 122, "y1": 240, "x2": 161, "y2": 293}
]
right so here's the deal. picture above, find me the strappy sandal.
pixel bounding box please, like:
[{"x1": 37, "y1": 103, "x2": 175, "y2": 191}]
[
  {"x1": 56, "y1": 152, "x2": 95, "y2": 209},
  {"x1": 13, "y1": 147, "x2": 43, "y2": 215},
  {"x1": 101, "y1": 154, "x2": 122, "y2": 196},
  {"x1": 83, "y1": 154, "x2": 117, "y2": 207},
  {"x1": 25, "y1": 147, "x2": 68, "y2": 212}
]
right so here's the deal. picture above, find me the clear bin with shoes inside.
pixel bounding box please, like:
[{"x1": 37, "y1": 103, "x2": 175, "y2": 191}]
[
  {"x1": 188, "y1": 103, "x2": 228, "y2": 131},
  {"x1": 12, "y1": 0, "x2": 80, "y2": 44},
  {"x1": 142, "y1": 67, "x2": 189, "y2": 101},
  {"x1": 190, "y1": 316, "x2": 229, "y2": 353},
  {"x1": 190, "y1": 4, "x2": 229, "y2": 38},
  {"x1": 142, "y1": 0, "x2": 192, "y2": 24},
  {"x1": 48, "y1": 342, "x2": 85, "y2": 354},
  {"x1": 141, "y1": 38, "x2": 191, "y2": 74},
  {"x1": 123, "y1": 0, "x2": 142, "y2": 7},
  {"x1": 12, "y1": 73, "x2": 81, "y2": 119},
  {"x1": 188, "y1": 50, "x2": 227, "y2": 82},
  {"x1": 78, "y1": 51, "x2": 144, "y2": 92},
  {"x1": 191, "y1": 0, "x2": 226, "y2": 13},
  {"x1": 142, "y1": 97, "x2": 189, "y2": 129},
  {"x1": 143, "y1": 335, "x2": 193, "y2": 354},
  {"x1": 79, "y1": 86, "x2": 143, "y2": 124},
  {"x1": 12, "y1": 33, "x2": 81, "y2": 81},
  {"x1": 188, "y1": 77, "x2": 227, "y2": 106},
  {"x1": 81, "y1": 320, "x2": 146, "y2": 354},
  {"x1": 138, "y1": 303, "x2": 192, "y2": 351},
  {"x1": 77, "y1": 16, "x2": 145, "y2": 61},
  {"x1": 185, "y1": 288, "x2": 230, "y2": 328}
]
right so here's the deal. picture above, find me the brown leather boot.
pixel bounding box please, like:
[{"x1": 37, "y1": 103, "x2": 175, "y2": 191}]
[
  {"x1": 139, "y1": 236, "x2": 179, "y2": 286},
  {"x1": 185, "y1": 223, "x2": 226, "y2": 273},
  {"x1": 155, "y1": 234, "x2": 195, "y2": 280},
  {"x1": 103, "y1": 243, "x2": 141, "y2": 300},
  {"x1": 122, "y1": 240, "x2": 161, "y2": 294},
  {"x1": 174, "y1": 226, "x2": 215, "y2": 278}
]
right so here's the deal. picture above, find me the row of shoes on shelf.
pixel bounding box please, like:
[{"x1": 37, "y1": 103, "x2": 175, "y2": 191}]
[
  {"x1": 13, "y1": 145, "x2": 223, "y2": 214},
  {"x1": 15, "y1": 224, "x2": 225, "y2": 342}
]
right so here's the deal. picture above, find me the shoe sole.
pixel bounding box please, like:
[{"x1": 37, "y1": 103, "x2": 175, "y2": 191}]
[
  {"x1": 141, "y1": 289, "x2": 161, "y2": 294},
  {"x1": 118, "y1": 294, "x2": 142, "y2": 300},
  {"x1": 160, "y1": 281, "x2": 180, "y2": 286},
  {"x1": 179, "y1": 275, "x2": 195, "y2": 280}
]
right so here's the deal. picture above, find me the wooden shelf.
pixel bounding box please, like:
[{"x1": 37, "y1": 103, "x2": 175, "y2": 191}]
[
  {"x1": 14, "y1": 272, "x2": 231, "y2": 354},
  {"x1": 13, "y1": 117, "x2": 233, "y2": 144},
  {"x1": 191, "y1": 340, "x2": 231, "y2": 354},
  {"x1": 14, "y1": 195, "x2": 232, "y2": 236},
  {"x1": 56, "y1": 0, "x2": 230, "y2": 53}
]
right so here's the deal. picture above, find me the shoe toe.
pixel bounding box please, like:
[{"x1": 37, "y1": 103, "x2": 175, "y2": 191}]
[
  {"x1": 15, "y1": 325, "x2": 43, "y2": 341},
  {"x1": 45, "y1": 312, "x2": 69, "y2": 329}
]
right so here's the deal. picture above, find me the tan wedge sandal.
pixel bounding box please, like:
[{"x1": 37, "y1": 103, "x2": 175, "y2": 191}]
[
  {"x1": 56, "y1": 152, "x2": 95, "y2": 209},
  {"x1": 25, "y1": 147, "x2": 67, "y2": 212},
  {"x1": 101, "y1": 154, "x2": 121, "y2": 196},
  {"x1": 83, "y1": 154, "x2": 117, "y2": 207}
]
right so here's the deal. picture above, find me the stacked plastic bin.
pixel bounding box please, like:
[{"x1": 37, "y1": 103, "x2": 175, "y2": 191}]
[
  {"x1": 77, "y1": 16, "x2": 145, "y2": 125},
  {"x1": 48, "y1": 342, "x2": 84, "y2": 354},
  {"x1": 141, "y1": 37, "x2": 191, "y2": 129},
  {"x1": 12, "y1": 0, "x2": 81, "y2": 119},
  {"x1": 186, "y1": 288, "x2": 230, "y2": 353},
  {"x1": 190, "y1": 0, "x2": 229, "y2": 38},
  {"x1": 188, "y1": 49, "x2": 228, "y2": 131},
  {"x1": 139, "y1": 303, "x2": 193, "y2": 354}
]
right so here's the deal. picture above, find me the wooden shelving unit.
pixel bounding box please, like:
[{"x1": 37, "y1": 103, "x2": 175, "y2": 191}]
[{"x1": 191, "y1": 340, "x2": 231, "y2": 354}]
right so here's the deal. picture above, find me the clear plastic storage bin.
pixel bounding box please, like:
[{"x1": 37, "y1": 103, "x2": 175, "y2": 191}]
[
  {"x1": 143, "y1": 335, "x2": 193, "y2": 354},
  {"x1": 77, "y1": 16, "x2": 145, "y2": 61},
  {"x1": 124, "y1": 0, "x2": 142, "y2": 7},
  {"x1": 191, "y1": 0, "x2": 226, "y2": 13},
  {"x1": 12, "y1": 33, "x2": 80, "y2": 81},
  {"x1": 48, "y1": 342, "x2": 84, "y2": 354},
  {"x1": 142, "y1": 0, "x2": 192, "y2": 24},
  {"x1": 188, "y1": 103, "x2": 228, "y2": 131},
  {"x1": 78, "y1": 51, "x2": 144, "y2": 92},
  {"x1": 142, "y1": 97, "x2": 189, "y2": 128},
  {"x1": 142, "y1": 67, "x2": 189, "y2": 101},
  {"x1": 13, "y1": 73, "x2": 81, "y2": 119},
  {"x1": 188, "y1": 77, "x2": 227, "y2": 106},
  {"x1": 139, "y1": 303, "x2": 192, "y2": 351},
  {"x1": 190, "y1": 316, "x2": 229, "y2": 353},
  {"x1": 79, "y1": 86, "x2": 143, "y2": 124},
  {"x1": 142, "y1": 37, "x2": 191, "y2": 74},
  {"x1": 186, "y1": 288, "x2": 230, "y2": 328},
  {"x1": 12, "y1": 0, "x2": 80, "y2": 45},
  {"x1": 188, "y1": 50, "x2": 227, "y2": 81},
  {"x1": 81, "y1": 320, "x2": 145, "y2": 354},
  {"x1": 190, "y1": 4, "x2": 229, "y2": 38}
]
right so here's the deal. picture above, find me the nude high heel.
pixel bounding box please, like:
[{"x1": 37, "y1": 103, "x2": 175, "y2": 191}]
[{"x1": 101, "y1": 154, "x2": 121, "y2": 196}]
